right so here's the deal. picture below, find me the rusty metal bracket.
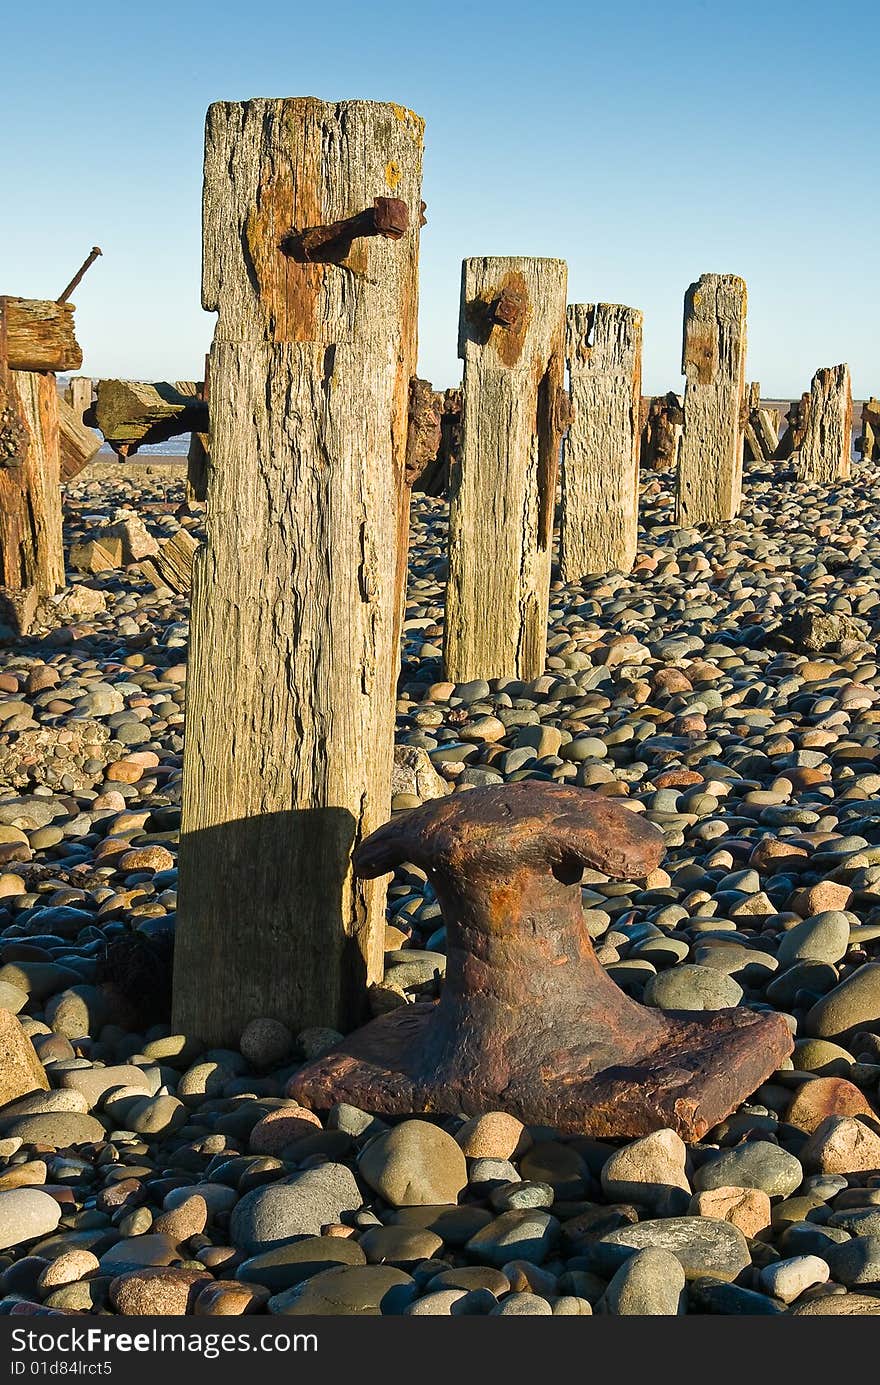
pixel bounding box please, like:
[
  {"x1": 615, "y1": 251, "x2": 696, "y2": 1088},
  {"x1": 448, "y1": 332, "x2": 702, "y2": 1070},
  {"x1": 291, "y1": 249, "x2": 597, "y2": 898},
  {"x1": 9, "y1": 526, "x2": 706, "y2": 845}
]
[
  {"x1": 491, "y1": 285, "x2": 526, "y2": 329},
  {"x1": 281, "y1": 197, "x2": 410, "y2": 264},
  {"x1": 291, "y1": 783, "x2": 793, "y2": 1140}
]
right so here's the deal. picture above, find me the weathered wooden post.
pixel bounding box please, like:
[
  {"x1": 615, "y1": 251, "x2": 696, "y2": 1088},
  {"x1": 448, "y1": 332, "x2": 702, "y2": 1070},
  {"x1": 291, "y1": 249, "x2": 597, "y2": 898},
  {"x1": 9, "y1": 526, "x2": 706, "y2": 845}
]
[
  {"x1": 676, "y1": 273, "x2": 747, "y2": 526},
  {"x1": 443, "y1": 257, "x2": 567, "y2": 683},
  {"x1": 173, "y1": 98, "x2": 424, "y2": 1045},
  {"x1": 795, "y1": 364, "x2": 852, "y2": 483},
  {"x1": 0, "y1": 297, "x2": 74, "y2": 602},
  {"x1": 560, "y1": 303, "x2": 642, "y2": 579}
]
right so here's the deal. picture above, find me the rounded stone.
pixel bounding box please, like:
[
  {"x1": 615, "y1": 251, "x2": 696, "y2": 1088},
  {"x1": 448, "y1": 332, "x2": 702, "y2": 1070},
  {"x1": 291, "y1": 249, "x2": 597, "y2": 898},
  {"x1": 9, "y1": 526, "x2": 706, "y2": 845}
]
[
  {"x1": 693, "y1": 1140, "x2": 803, "y2": 1197},
  {"x1": 643, "y1": 965, "x2": 743, "y2": 1011},
  {"x1": 0, "y1": 1188, "x2": 62, "y2": 1249},
  {"x1": 358, "y1": 1121, "x2": 467, "y2": 1208},
  {"x1": 268, "y1": 1264, "x2": 416, "y2": 1315},
  {"x1": 230, "y1": 1164, "x2": 363, "y2": 1252},
  {"x1": 600, "y1": 1247, "x2": 686, "y2": 1315}
]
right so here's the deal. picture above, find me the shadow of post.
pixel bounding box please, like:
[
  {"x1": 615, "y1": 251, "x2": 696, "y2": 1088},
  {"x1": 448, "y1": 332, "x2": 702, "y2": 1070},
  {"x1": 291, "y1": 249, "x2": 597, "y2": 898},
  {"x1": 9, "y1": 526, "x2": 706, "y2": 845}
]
[{"x1": 172, "y1": 806, "x2": 371, "y2": 1047}]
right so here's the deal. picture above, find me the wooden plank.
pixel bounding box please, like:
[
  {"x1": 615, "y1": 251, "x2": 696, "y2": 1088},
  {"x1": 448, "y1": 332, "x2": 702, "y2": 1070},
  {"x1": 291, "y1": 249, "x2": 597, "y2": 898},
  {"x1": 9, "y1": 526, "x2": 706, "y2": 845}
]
[
  {"x1": 796, "y1": 363, "x2": 852, "y2": 483},
  {"x1": 173, "y1": 97, "x2": 424, "y2": 1045},
  {"x1": 59, "y1": 395, "x2": 101, "y2": 482},
  {"x1": 560, "y1": 303, "x2": 642, "y2": 579},
  {"x1": 0, "y1": 299, "x2": 82, "y2": 373},
  {"x1": 443, "y1": 256, "x2": 567, "y2": 682},
  {"x1": 64, "y1": 376, "x2": 92, "y2": 419},
  {"x1": 1, "y1": 372, "x2": 64, "y2": 595},
  {"x1": 676, "y1": 273, "x2": 747, "y2": 525}
]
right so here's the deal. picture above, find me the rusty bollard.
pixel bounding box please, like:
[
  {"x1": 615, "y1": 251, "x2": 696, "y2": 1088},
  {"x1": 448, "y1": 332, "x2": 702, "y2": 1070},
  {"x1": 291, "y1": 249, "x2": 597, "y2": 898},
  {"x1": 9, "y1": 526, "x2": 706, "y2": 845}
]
[{"x1": 291, "y1": 784, "x2": 792, "y2": 1140}]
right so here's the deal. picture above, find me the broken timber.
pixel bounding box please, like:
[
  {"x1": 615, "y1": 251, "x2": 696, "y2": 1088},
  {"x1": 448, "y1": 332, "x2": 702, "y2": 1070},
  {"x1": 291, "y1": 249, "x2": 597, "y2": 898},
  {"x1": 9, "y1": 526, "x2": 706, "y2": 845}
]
[
  {"x1": 94, "y1": 379, "x2": 208, "y2": 459},
  {"x1": 59, "y1": 396, "x2": 101, "y2": 482},
  {"x1": 676, "y1": 273, "x2": 747, "y2": 526},
  {"x1": 1, "y1": 298, "x2": 82, "y2": 373},
  {"x1": 560, "y1": 303, "x2": 642, "y2": 579},
  {"x1": 173, "y1": 97, "x2": 424, "y2": 1044},
  {"x1": 443, "y1": 257, "x2": 567, "y2": 682}
]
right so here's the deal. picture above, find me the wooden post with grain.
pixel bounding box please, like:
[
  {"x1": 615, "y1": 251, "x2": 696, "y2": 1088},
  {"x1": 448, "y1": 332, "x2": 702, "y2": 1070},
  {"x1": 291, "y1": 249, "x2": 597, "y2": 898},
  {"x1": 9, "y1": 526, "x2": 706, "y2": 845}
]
[
  {"x1": 0, "y1": 296, "x2": 71, "y2": 603},
  {"x1": 443, "y1": 256, "x2": 567, "y2": 683},
  {"x1": 795, "y1": 363, "x2": 853, "y2": 483},
  {"x1": 560, "y1": 303, "x2": 642, "y2": 580},
  {"x1": 173, "y1": 98, "x2": 424, "y2": 1045},
  {"x1": 676, "y1": 273, "x2": 747, "y2": 526}
]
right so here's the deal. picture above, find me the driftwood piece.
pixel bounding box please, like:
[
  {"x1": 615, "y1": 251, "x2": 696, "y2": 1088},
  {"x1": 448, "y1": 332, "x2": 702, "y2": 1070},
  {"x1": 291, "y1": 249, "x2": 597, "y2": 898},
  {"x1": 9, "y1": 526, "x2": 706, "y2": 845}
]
[
  {"x1": 676, "y1": 273, "x2": 747, "y2": 525},
  {"x1": 94, "y1": 379, "x2": 208, "y2": 458},
  {"x1": 443, "y1": 257, "x2": 567, "y2": 682},
  {"x1": 0, "y1": 299, "x2": 81, "y2": 373},
  {"x1": 0, "y1": 372, "x2": 64, "y2": 597},
  {"x1": 173, "y1": 97, "x2": 424, "y2": 1045},
  {"x1": 59, "y1": 396, "x2": 101, "y2": 482},
  {"x1": 795, "y1": 364, "x2": 853, "y2": 483},
  {"x1": 560, "y1": 303, "x2": 642, "y2": 579}
]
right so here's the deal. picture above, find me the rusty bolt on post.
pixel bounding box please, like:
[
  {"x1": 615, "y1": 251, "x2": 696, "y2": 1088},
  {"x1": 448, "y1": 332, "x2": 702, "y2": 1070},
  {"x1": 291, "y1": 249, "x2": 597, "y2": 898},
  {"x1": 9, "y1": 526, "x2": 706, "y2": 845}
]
[
  {"x1": 291, "y1": 783, "x2": 793, "y2": 1140},
  {"x1": 491, "y1": 285, "x2": 527, "y2": 329},
  {"x1": 281, "y1": 196, "x2": 410, "y2": 263}
]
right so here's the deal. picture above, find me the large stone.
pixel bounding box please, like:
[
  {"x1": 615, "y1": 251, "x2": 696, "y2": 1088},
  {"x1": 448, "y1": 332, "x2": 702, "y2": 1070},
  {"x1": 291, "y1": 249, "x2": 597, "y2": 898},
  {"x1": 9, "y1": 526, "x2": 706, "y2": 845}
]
[
  {"x1": 0, "y1": 1111, "x2": 105, "y2": 1147},
  {"x1": 776, "y1": 913, "x2": 851, "y2": 968},
  {"x1": 455, "y1": 1112, "x2": 530, "y2": 1160},
  {"x1": 688, "y1": 1186, "x2": 771, "y2": 1238},
  {"x1": 391, "y1": 746, "x2": 448, "y2": 802},
  {"x1": 0, "y1": 1011, "x2": 48, "y2": 1106},
  {"x1": 804, "y1": 964, "x2": 880, "y2": 1039},
  {"x1": 236, "y1": 1236, "x2": 366, "y2": 1292},
  {"x1": 56, "y1": 1065, "x2": 152, "y2": 1109},
  {"x1": 230, "y1": 1164, "x2": 363, "y2": 1252},
  {"x1": 0, "y1": 1189, "x2": 62, "y2": 1249},
  {"x1": 826, "y1": 1236, "x2": 880, "y2": 1286},
  {"x1": 464, "y1": 1210, "x2": 559, "y2": 1267},
  {"x1": 600, "y1": 1129, "x2": 690, "y2": 1213},
  {"x1": 268, "y1": 1265, "x2": 416, "y2": 1315},
  {"x1": 358, "y1": 1121, "x2": 467, "y2": 1207},
  {"x1": 110, "y1": 1267, "x2": 211, "y2": 1315},
  {"x1": 599, "y1": 1247, "x2": 686, "y2": 1315},
  {"x1": 760, "y1": 1255, "x2": 829, "y2": 1305},
  {"x1": 791, "y1": 1294, "x2": 880, "y2": 1315},
  {"x1": 800, "y1": 1116, "x2": 880, "y2": 1174},
  {"x1": 594, "y1": 1217, "x2": 751, "y2": 1282},
  {"x1": 643, "y1": 965, "x2": 743, "y2": 1011},
  {"x1": 693, "y1": 1140, "x2": 803, "y2": 1197},
  {"x1": 786, "y1": 1078, "x2": 876, "y2": 1135}
]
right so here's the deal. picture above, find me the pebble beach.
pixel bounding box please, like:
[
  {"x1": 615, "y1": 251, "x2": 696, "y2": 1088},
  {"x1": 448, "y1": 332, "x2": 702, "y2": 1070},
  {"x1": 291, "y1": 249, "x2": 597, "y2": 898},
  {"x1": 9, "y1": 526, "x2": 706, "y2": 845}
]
[{"x1": 3, "y1": 456, "x2": 880, "y2": 1316}]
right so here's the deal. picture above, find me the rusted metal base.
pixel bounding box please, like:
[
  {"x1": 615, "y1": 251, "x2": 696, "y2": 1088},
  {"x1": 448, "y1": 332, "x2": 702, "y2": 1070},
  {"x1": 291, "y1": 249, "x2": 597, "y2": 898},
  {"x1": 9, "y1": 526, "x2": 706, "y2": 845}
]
[
  {"x1": 291, "y1": 999, "x2": 790, "y2": 1141},
  {"x1": 290, "y1": 784, "x2": 793, "y2": 1140}
]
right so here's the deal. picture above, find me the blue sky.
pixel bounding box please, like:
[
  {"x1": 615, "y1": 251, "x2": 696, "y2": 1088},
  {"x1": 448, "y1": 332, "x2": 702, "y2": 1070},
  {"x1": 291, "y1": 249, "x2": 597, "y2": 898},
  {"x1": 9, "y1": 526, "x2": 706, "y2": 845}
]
[{"x1": 2, "y1": 0, "x2": 877, "y2": 395}]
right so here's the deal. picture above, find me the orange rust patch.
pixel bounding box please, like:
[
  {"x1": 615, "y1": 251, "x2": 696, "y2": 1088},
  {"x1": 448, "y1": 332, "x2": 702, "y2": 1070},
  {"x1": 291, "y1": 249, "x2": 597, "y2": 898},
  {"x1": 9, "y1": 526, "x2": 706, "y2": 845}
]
[{"x1": 493, "y1": 269, "x2": 529, "y2": 368}]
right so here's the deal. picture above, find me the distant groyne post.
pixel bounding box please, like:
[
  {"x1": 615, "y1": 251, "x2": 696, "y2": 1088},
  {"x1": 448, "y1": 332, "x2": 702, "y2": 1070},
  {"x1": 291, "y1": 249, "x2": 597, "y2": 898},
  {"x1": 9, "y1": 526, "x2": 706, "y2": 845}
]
[
  {"x1": 676, "y1": 273, "x2": 747, "y2": 526},
  {"x1": 173, "y1": 97, "x2": 424, "y2": 1045},
  {"x1": 443, "y1": 256, "x2": 567, "y2": 683},
  {"x1": 560, "y1": 303, "x2": 642, "y2": 580},
  {"x1": 795, "y1": 363, "x2": 853, "y2": 483}
]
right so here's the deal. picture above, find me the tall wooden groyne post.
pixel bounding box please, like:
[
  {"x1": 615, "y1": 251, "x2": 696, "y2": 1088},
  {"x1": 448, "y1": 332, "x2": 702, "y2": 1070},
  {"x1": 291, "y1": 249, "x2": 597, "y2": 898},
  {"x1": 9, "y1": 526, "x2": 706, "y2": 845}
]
[
  {"x1": 560, "y1": 303, "x2": 642, "y2": 579},
  {"x1": 173, "y1": 98, "x2": 424, "y2": 1044},
  {"x1": 676, "y1": 273, "x2": 747, "y2": 527},
  {"x1": 443, "y1": 257, "x2": 567, "y2": 683}
]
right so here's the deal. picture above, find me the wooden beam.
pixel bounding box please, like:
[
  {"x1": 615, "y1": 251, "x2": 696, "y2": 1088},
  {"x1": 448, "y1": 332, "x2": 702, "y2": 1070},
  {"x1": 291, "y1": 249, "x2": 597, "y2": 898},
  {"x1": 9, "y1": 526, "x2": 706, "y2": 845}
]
[
  {"x1": 94, "y1": 379, "x2": 207, "y2": 457},
  {"x1": 676, "y1": 273, "x2": 747, "y2": 526},
  {"x1": 0, "y1": 299, "x2": 82, "y2": 373},
  {"x1": 173, "y1": 97, "x2": 424, "y2": 1045},
  {"x1": 795, "y1": 364, "x2": 852, "y2": 483},
  {"x1": 59, "y1": 396, "x2": 101, "y2": 482},
  {"x1": 443, "y1": 256, "x2": 567, "y2": 683},
  {"x1": 560, "y1": 303, "x2": 642, "y2": 579}
]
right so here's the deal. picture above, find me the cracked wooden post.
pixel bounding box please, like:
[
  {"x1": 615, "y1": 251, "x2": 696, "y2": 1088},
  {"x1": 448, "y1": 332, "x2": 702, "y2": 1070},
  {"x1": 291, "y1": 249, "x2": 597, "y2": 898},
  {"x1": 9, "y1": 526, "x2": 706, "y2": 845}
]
[
  {"x1": 676, "y1": 273, "x2": 747, "y2": 526},
  {"x1": 795, "y1": 364, "x2": 852, "y2": 483},
  {"x1": 560, "y1": 303, "x2": 642, "y2": 579},
  {"x1": 1, "y1": 371, "x2": 64, "y2": 599},
  {"x1": 173, "y1": 98, "x2": 424, "y2": 1045},
  {"x1": 443, "y1": 257, "x2": 567, "y2": 683}
]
